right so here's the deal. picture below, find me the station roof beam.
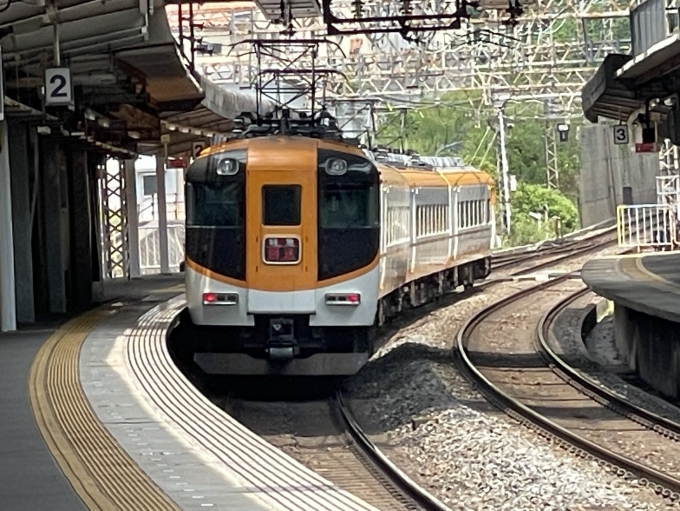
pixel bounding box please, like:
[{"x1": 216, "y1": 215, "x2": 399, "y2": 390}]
[
  {"x1": 0, "y1": 0, "x2": 206, "y2": 157},
  {"x1": 582, "y1": 0, "x2": 680, "y2": 127}
]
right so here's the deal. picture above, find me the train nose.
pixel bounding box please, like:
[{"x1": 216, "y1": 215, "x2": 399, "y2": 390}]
[{"x1": 245, "y1": 156, "x2": 318, "y2": 300}]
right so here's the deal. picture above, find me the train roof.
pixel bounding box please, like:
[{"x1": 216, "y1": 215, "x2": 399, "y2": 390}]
[
  {"x1": 377, "y1": 161, "x2": 495, "y2": 189},
  {"x1": 198, "y1": 135, "x2": 365, "y2": 159},
  {"x1": 194, "y1": 136, "x2": 494, "y2": 188}
]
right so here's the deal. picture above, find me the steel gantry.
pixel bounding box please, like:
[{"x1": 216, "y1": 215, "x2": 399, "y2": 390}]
[
  {"x1": 163, "y1": 0, "x2": 630, "y2": 189},
  {"x1": 166, "y1": 0, "x2": 629, "y2": 110},
  {"x1": 98, "y1": 159, "x2": 130, "y2": 280}
]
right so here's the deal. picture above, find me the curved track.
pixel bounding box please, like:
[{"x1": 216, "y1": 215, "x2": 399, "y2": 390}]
[
  {"x1": 204, "y1": 381, "x2": 450, "y2": 511},
  {"x1": 457, "y1": 273, "x2": 680, "y2": 501},
  {"x1": 170, "y1": 225, "x2": 623, "y2": 510},
  {"x1": 490, "y1": 225, "x2": 618, "y2": 275}
]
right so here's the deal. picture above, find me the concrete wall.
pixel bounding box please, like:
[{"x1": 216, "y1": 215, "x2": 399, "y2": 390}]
[
  {"x1": 579, "y1": 124, "x2": 658, "y2": 227},
  {"x1": 613, "y1": 305, "x2": 680, "y2": 399}
]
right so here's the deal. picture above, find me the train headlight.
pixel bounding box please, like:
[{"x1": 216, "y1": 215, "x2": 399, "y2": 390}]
[
  {"x1": 325, "y1": 158, "x2": 348, "y2": 176},
  {"x1": 325, "y1": 293, "x2": 361, "y2": 306},
  {"x1": 216, "y1": 158, "x2": 239, "y2": 176},
  {"x1": 203, "y1": 292, "x2": 239, "y2": 305}
]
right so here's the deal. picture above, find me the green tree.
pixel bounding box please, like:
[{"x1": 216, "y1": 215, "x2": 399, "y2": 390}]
[
  {"x1": 374, "y1": 94, "x2": 584, "y2": 247},
  {"x1": 505, "y1": 183, "x2": 579, "y2": 246},
  {"x1": 376, "y1": 91, "x2": 498, "y2": 175},
  {"x1": 512, "y1": 183, "x2": 579, "y2": 229}
]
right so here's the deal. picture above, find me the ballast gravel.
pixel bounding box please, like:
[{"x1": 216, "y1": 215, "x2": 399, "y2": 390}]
[
  {"x1": 350, "y1": 347, "x2": 668, "y2": 510},
  {"x1": 347, "y1": 249, "x2": 671, "y2": 510},
  {"x1": 579, "y1": 304, "x2": 680, "y2": 425}
]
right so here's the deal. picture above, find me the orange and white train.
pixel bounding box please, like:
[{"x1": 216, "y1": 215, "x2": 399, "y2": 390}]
[{"x1": 183, "y1": 135, "x2": 496, "y2": 376}]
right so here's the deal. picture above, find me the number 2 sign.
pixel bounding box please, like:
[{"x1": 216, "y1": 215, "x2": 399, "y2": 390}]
[{"x1": 45, "y1": 68, "x2": 73, "y2": 106}]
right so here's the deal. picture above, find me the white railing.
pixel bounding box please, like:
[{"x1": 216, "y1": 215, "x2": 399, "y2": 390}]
[
  {"x1": 139, "y1": 223, "x2": 186, "y2": 274},
  {"x1": 617, "y1": 204, "x2": 677, "y2": 250},
  {"x1": 138, "y1": 195, "x2": 185, "y2": 225}
]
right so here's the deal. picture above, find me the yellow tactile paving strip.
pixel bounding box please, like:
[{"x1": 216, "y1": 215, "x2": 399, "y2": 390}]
[{"x1": 29, "y1": 308, "x2": 181, "y2": 511}]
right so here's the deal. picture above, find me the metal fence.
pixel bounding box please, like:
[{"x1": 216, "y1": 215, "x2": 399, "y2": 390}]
[
  {"x1": 617, "y1": 204, "x2": 677, "y2": 250},
  {"x1": 139, "y1": 223, "x2": 186, "y2": 274}
]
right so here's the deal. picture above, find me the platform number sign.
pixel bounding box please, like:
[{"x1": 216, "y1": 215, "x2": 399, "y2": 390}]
[
  {"x1": 192, "y1": 140, "x2": 207, "y2": 159},
  {"x1": 45, "y1": 68, "x2": 73, "y2": 106},
  {"x1": 613, "y1": 125, "x2": 629, "y2": 145}
]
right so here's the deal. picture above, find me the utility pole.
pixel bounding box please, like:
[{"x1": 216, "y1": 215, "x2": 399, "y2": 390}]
[
  {"x1": 544, "y1": 98, "x2": 560, "y2": 190},
  {"x1": 545, "y1": 122, "x2": 559, "y2": 189},
  {"x1": 498, "y1": 106, "x2": 512, "y2": 235},
  {"x1": 494, "y1": 92, "x2": 512, "y2": 236}
]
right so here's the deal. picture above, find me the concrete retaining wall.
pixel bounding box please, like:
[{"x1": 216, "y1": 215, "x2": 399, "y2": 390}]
[
  {"x1": 579, "y1": 124, "x2": 658, "y2": 227},
  {"x1": 612, "y1": 305, "x2": 680, "y2": 399}
]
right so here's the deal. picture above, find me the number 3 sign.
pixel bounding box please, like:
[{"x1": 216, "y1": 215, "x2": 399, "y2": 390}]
[
  {"x1": 613, "y1": 125, "x2": 629, "y2": 145},
  {"x1": 45, "y1": 68, "x2": 73, "y2": 106}
]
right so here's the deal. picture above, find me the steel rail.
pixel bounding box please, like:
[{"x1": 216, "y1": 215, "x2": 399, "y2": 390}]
[
  {"x1": 538, "y1": 287, "x2": 680, "y2": 440},
  {"x1": 491, "y1": 226, "x2": 618, "y2": 273},
  {"x1": 335, "y1": 391, "x2": 451, "y2": 511},
  {"x1": 456, "y1": 269, "x2": 680, "y2": 500}
]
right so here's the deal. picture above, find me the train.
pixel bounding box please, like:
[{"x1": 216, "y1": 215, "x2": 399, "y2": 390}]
[{"x1": 182, "y1": 130, "x2": 497, "y2": 376}]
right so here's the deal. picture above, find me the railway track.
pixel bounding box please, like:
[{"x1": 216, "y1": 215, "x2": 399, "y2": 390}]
[
  {"x1": 175, "y1": 226, "x2": 612, "y2": 511},
  {"x1": 457, "y1": 270, "x2": 680, "y2": 502},
  {"x1": 214, "y1": 383, "x2": 449, "y2": 511},
  {"x1": 170, "y1": 226, "x2": 627, "y2": 511},
  {"x1": 490, "y1": 225, "x2": 618, "y2": 275}
]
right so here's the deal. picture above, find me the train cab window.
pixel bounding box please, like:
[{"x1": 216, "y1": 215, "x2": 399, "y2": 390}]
[
  {"x1": 320, "y1": 183, "x2": 378, "y2": 229},
  {"x1": 187, "y1": 182, "x2": 244, "y2": 227},
  {"x1": 263, "y1": 185, "x2": 301, "y2": 225}
]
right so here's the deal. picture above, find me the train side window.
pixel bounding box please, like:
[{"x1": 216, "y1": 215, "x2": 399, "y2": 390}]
[{"x1": 263, "y1": 185, "x2": 301, "y2": 225}]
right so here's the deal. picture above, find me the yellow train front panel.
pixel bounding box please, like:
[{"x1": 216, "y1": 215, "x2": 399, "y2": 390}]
[{"x1": 185, "y1": 136, "x2": 381, "y2": 328}]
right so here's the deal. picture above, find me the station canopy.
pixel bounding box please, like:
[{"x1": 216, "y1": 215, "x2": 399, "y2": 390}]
[{"x1": 0, "y1": 0, "x2": 263, "y2": 157}]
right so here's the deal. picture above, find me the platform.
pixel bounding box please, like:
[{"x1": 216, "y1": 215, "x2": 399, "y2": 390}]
[
  {"x1": 581, "y1": 252, "x2": 680, "y2": 323},
  {"x1": 1, "y1": 275, "x2": 378, "y2": 511},
  {"x1": 582, "y1": 252, "x2": 680, "y2": 399}
]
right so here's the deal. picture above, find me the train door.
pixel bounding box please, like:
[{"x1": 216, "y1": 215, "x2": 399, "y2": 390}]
[{"x1": 244, "y1": 139, "x2": 318, "y2": 308}]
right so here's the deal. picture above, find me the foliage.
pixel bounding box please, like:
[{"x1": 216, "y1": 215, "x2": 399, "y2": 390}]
[
  {"x1": 503, "y1": 183, "x2": 580, "y2": 246},
  {"x1": 512, "y1": 183, "x2": 579, "y2": 230},
  {"x1": 504, "y1": 216, "x2": 556, "y2": 247},
  {"x1": 375, "y1": 93, "x2": 583, "y2": 205},
  {"x1": 374, "y1": 94, "x2": 585, "y2": 248},
  {"x1": 376, "y1": 91, "x2": 499, "y2": 177}
]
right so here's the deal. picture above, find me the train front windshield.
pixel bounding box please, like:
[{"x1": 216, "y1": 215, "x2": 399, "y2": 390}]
[{"x1": 320, "y1": 182, "x2": 378, "y2": 230}]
